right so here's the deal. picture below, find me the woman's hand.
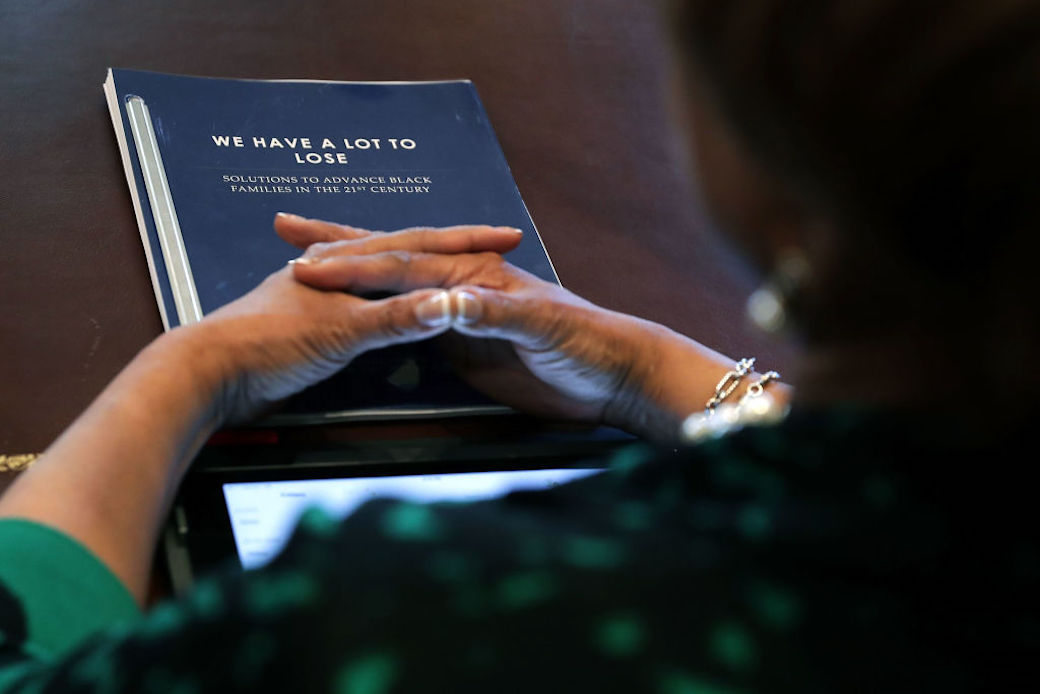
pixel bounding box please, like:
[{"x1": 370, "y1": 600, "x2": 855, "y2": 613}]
[
  {"x1": 198, "y1": 217, "x2": 527, "y2": 423},
  {"x1": 278, "y1": 215, "x2": 744, "y2": 440}
]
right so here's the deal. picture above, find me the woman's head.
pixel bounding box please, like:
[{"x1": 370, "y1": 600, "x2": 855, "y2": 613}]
[{"x1": 671, "y1": 0, "x2": 1040, "y2": 351}]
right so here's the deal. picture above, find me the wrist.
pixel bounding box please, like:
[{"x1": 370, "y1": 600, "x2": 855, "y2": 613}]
[
  {"x1": 602, "y1": 321, "x2": 735, "y2": 442},
  {"x1": 133, "y1": 324, "x2": 240, "y2": 428},
  {"x1": 600, "y1": 321, "x2": 676, "y2": 440}
]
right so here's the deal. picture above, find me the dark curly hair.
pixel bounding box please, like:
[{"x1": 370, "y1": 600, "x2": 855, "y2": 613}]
[{"x1": 673, "y1": 0, "x2": 1040, "y2": 276}]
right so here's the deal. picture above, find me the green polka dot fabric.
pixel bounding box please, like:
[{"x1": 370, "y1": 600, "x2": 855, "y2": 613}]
[{"x1": 0, "y1": 408, "x2": 1035, "y2": 691}]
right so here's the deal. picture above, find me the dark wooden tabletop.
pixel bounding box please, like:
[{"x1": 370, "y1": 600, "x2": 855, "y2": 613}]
[{"x1": 0, "y1": 0, "x2": 795, "y2": 471}]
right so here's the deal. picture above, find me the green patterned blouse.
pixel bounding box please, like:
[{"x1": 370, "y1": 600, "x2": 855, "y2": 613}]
[{"x1": 0, "y1": 408, "x2": 1034, "y2": 692}]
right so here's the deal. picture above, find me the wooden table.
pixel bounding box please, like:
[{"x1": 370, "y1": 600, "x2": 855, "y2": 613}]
[{"x1": 0, "y1": 0, "x2": 796, "y2": 485}]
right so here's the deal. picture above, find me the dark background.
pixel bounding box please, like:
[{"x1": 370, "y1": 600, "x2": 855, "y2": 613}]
[{"x1": 0, "y1": 0, "x2": 796, "y2": 465}]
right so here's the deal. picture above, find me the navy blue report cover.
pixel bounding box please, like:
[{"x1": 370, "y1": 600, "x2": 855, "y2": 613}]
[{"x1": 104, "y1": 68, "x2": 558, "y2": 422}]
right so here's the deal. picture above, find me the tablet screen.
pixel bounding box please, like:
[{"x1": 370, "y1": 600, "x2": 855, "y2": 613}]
[{"x1": 223, "y1": 468, "x2": 602, "y2": 569}]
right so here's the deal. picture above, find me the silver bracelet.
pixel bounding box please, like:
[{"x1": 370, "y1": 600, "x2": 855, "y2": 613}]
[
  {"x1": 704, "y1": 357, "x2": 756, "y2": 414},
  {"x1": 682, "y1": 365, "x2": 785, "y2": 444}
]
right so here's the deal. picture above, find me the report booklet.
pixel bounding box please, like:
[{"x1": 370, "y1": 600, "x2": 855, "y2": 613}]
[{"x1": 103, "y1": 68, "x2": 558, "y2": 423}]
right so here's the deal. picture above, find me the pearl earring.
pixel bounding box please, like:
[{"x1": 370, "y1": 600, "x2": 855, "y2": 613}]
[{"x1": 746, "y1": 248, "x2": 810, "y2": 333}]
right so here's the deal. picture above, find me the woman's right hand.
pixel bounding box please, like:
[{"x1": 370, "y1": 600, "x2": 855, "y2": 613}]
[{"x1": 279, "y1": 216, "x2": 740, "y2": 440}]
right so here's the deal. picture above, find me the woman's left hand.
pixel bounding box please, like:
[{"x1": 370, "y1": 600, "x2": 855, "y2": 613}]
[{"x1": 0, "y1": 215, "x2": 524, "y2": 601}]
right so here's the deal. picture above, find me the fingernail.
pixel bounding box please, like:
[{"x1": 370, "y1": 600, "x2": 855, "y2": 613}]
[
  {"x1": 276, "y1": 212, "x2": 306, "y2": 221},
  {"x1": 497, "y1": 226, "x2": 523, "y2": 235},
  {"x1": 288, "y1": 255, "x2": 320, "y2": 266},
  {"x1": 415, "y1": 290, "x2": 452, "y2": 328},
  {"x1": 454, "y1": 290, "x2": 482, "y2": 326}
]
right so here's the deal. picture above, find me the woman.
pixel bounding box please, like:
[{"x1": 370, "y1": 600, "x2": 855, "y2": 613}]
[{"x1": 1, "y1": 0, "x2": 1036, "y2": 690}]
